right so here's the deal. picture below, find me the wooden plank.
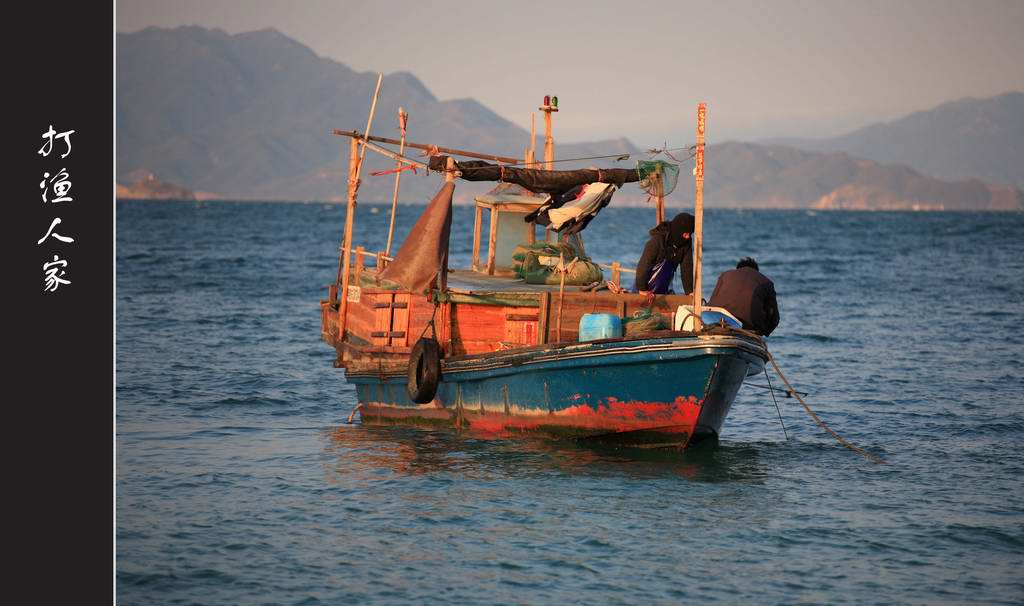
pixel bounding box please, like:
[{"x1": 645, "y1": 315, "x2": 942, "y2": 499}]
[
  {"x1": 538, "y1": 292, "x2": 550, "y2": 344},
  {"x1": 390, "y1": 293, "x2": 411, "y2": 347},
  {"x1": 486, "y1": 208, "x2": 499, "y2": 275},
  {"x1": 355, "y1": 246, "x2": 365, "y2": 283},
  {"x1": 372, "y1": 293, "x2": 393, "y2": 346},
  {"x1": 472, "y1": 205, "x2": 483, "y2": 271}
]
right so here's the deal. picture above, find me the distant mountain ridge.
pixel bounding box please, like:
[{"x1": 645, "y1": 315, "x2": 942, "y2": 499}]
[
  {"x1": 771, "y1": 92, "x2": 1024, "y2": 188},
  {"x1": 117, "y1": 26, "x2": 1022, "y2": 210}
]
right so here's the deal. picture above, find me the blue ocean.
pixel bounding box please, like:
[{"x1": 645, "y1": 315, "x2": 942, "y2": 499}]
[{"x1": 116, "y1": 200, "x2": 1024, "y2": 604}]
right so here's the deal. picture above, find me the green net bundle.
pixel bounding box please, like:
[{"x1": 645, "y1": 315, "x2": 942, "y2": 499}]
[
  {"x1": 637, "y1": 160, "x2": 680, "y2": 197},
  {"x1": 622, "y1": 309, "x2": 670, "y2": 335},
  {"x1": 522, "y1": 253, "x2": 604, "y2": 286},
  {"x1": 511, "y1": 242, "x2": 576, "y2": 278}
]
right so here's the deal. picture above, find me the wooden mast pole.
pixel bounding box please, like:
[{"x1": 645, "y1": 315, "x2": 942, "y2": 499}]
[
  {"x1": 656, "y1": 173, "x2": 665, "y2": 226},
  {"x1": 540, "y1": 95, "x2": 557, "y2": 171},
  {"x1": 385, "y1": 107, "x2": 408, "y2": 257},
  {"x1": 337, "y1": 138, "x2": 360, "y2": 334},
  {"x1": 529, "y1": 113, "x2": 537, "y2": 166},
  {"x1": 353, "y1": 73, "x2": 384, "y2": 187},
  {"x1": 336, "y1": 74, "x2": 384, "y2": 338},
  {"x1": 692, "y1": 103, "x2": 707, "y2": 330}
]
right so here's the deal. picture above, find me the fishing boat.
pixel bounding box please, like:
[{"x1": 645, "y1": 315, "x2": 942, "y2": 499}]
[{"x1": 320, "y1": 85, "x2": 768, "y2": 449}]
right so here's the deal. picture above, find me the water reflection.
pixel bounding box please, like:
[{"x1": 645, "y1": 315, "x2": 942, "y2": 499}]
[{"x1": 323, "y1": 424, "x2": 768, "y2": 483}]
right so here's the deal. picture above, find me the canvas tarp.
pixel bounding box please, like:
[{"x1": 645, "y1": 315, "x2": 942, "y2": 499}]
[
  {"x1": 377, "y1": 182, "x2": 454, "y2": 294},
  {"x1": 427, "y1": 156, "x2": 640, "y2": 195}
]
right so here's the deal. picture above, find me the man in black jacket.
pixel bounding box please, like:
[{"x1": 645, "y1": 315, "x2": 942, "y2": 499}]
[
  {"x1": 707, "y1": 257, "x2": 780, "y2": 336},
  {"x1": 634, "y1": 212, "x2": 694, "y2": 294}
]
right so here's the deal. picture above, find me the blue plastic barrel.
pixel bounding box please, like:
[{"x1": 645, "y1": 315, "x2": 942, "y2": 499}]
[{"x1": 578, "y1": 313, "x2": 623, "y2": 341}]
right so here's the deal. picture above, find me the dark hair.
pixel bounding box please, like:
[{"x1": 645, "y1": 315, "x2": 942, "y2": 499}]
[{"x1": 737, "y1": 257, "x2": 759, "y2": 271}]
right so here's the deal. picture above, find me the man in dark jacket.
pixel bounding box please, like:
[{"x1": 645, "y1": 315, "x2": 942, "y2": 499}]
[
  {"x1": 707, "y1": 257, "x2": 779, "y2": 336},
  {"x1": 634, "y1": 212, "x2": 694, "y2": 294}
]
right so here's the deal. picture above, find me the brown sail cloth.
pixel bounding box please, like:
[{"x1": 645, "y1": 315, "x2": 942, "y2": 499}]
[{"x1": 378, "y1": 182, "x2": 454, "y2": 294}]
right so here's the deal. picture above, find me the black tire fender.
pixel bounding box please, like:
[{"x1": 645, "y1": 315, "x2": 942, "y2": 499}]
[{"x1": 407, "y1": 337, "x2": 441, "y2": 403}]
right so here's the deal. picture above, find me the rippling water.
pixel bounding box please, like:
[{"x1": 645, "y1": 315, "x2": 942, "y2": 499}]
[{"x1": 117, "y1": 200, "x2": 1024, "y2": 604}]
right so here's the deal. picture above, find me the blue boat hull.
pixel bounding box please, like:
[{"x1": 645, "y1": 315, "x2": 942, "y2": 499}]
[{"x1": 346, "y1": 333, "x2": 767, "y2": 449}]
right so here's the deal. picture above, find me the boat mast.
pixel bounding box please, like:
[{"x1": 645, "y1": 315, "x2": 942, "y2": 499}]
[
  {"x1": 540, "y1": 95, "x2": 557, "y2": 171},
  {"x1": 692, "y1": 103, "x2": 707, "y2": 330},
  {"x1": 385, "y1": 107, "x2": 408, "y2": 257},
  {"x1": 335, "y1": 73, "x2": 383, "y2": 337}
]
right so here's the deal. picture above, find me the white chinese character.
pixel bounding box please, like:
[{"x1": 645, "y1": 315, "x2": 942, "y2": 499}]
[
  {"x1": 40, "y1": 168, "x2": 73, "y2": 203},
  {"x1": 37, "y1": 125, "x2": 75, "y2": 158},
  {"x1": 43, "y1": 255, "x2": 71, "y2": 292},
  {"x1": 37, "y1": 217, "x2": 74, "y2": 245}
]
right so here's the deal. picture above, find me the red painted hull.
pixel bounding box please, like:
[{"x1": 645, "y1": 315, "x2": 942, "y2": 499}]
[{"x1": 360, "y1": 395, "x2": 707, "y2": 448}]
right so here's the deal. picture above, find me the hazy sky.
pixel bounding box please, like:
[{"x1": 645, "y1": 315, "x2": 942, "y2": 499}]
[{"x1": 117, "y1": 0, "x2": 1024, "y2": 145}]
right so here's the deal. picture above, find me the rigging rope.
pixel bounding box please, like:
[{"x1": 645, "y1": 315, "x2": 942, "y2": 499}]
[{"x1": 767, "y1": 353, "x2": 886, "y2": 464}]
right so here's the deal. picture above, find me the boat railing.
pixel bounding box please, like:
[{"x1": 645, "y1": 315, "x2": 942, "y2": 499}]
[{"x1": 338, "y1": 246, "x2": 639, "y2": 292}]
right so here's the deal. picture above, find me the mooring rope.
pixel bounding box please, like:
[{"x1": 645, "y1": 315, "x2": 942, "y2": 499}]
[
  {"x1": 727, "y1": 326, "x2": 885, "y2": 464},
  {"x1": 764, "y1": 366, "x2": 790, "y2": 441},
  {"x1": 767, "y1": 353, "x2": 886, "y2": 464}
]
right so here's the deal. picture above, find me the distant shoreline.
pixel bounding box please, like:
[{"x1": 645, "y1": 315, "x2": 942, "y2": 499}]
[{"x1": 114, "y1": 197, "x2": 1023, "y2": 212}]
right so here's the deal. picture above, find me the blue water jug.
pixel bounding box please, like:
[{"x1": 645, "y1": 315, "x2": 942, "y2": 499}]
[{"x1": 578, "y1": 313, "x2": 623, "y2": 341}]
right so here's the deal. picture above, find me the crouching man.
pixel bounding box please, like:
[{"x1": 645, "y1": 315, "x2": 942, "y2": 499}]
[{"x1": 707, "y1": 257, "x2": 779, "y2": 336}]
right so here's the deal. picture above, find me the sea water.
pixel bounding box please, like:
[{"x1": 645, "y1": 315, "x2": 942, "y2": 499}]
[{"x1": 117, "y1": 201, "x2": 1024, "y2": 604}]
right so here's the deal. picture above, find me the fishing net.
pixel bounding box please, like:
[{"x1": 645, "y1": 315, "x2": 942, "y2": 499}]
[
  {"x1": 520, "y1": 250, "x2": 604, "y2": 286},
  {"x1": 622, "y1": 309, "x2": 671, "y2": 335},
  {"x1": 637, "y1": 160, "x2": 680, "y2": 197},
  {"x1": 511, "y1": 242, "x2": 576, "y2": 278}
]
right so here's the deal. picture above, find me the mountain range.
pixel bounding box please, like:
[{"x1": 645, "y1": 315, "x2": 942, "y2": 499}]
[{"x1": 116, "y1": 26, "x2": 1023, "y2": 210}]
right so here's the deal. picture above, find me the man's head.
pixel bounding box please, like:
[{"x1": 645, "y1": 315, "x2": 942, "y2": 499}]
[
  {"x1": 669, "y1": 212, "x2": 695, "y2": 246},
  {"x1": 736, "y1": 257, "x2": 759, "y2": 271}
]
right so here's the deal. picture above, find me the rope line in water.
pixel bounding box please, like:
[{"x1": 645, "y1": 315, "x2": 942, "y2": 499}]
[
  {"x1": 764, "y1": 367, "x2": 790, "y2": 441},
  {"x1": 767, "y1": 354, "x2": 887, "y2": 465},
  {"x1": 728, "y1": 325, "x2": 885, "y2": 464}
]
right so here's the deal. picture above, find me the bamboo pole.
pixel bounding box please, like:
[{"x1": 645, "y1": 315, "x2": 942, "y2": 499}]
[
  {"x1": 359, "y1": 139, "x2": 428, "y2": 169},
  {"x1": 353, "y1": 73, "x2": 384, "y2": 186},
  {"x1": 385, "y1": 107, "x2": 408, "y2": 257},
  {"x1": 337, "y1": 137, "x2": 360, "y2": 337},
  {"x1": 693, "y1": 103, "x2": 707, "y2": 330},
  {"x1": 530, "y1": 113, "x2": 537, "y2": 161},
  {"x1": 336, "y1": 76, "x2": 383, "y2": 337},
  {"x1": 332, "y1": 129, "x2": 519, "y2": 164}
]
